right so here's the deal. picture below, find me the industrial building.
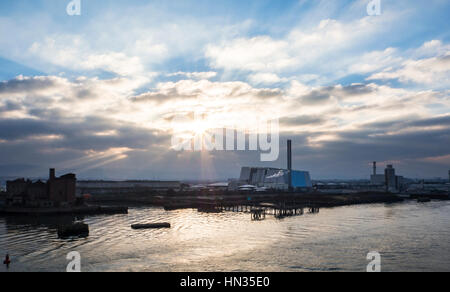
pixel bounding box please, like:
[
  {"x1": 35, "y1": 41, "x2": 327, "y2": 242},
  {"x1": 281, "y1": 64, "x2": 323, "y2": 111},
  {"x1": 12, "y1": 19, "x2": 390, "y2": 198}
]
[
  {"x1": 370, "y1": 162, "x2": 386, "y2": 185},
  {"x1": 238, "y1": 167, "x2": 312, "y2": 190},
  {"x1": 236, "y1": 140, "x2": 312, "y2": 191},
  {"x1": 5, "y1": 168, "x2": 76, "y2": 207},
  {"x1": 77, "y1": 180, "x2": 181, "y2": 196},
  {"x1": 370, "y1": 162, "x2": 404, "y2": 192}
]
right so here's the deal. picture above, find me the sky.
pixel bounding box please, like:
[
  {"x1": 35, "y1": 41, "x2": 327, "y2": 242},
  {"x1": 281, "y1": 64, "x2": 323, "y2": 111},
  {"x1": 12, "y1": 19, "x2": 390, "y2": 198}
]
[{"x1": 0, "y1": 0, "x2": 449, "y2": 180}]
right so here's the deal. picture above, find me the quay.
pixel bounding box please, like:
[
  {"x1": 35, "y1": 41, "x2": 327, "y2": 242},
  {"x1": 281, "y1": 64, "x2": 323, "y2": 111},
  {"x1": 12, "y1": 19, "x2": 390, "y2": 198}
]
[
  {"x1": 155, "y1": 192, "x2": 404, "y2": 212},
  {"x1": 0, "y1": 205, "x2": 128, "y2": 216},
  {"x1": 0, "y1": 168, "x2": 128, "y2": 217}
]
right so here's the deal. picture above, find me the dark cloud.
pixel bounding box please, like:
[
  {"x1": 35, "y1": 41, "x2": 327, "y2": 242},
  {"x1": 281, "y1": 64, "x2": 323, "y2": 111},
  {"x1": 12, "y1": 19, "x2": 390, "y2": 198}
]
[
  {"x1": 253, "y1": 88, "x2": 283, "y2": 99},
  {"x1": 0, "y1": 116, "x2": 170, "y2": 151},
  {"x1": 0, "y1": 101, "x2": 22, "y2": 112},
  {"x1": 0, "y1": 75, "x2": 448, "y2": 180},
  {"x1": 280, "y1": 115, "x2": 326, "y2": 126},
  {"x1": 301, "y1": 89, "x2": 332, "y2": 104},
  {"x1": 0, "y1": 76, "x2": 58, "y2": 94},
  {"x1": 336, "y1": 84, "x2": 374, "y2": 97},
  {"x1": 297, "y1": 84, "x2": 375, "y2": 105},
  {"x1": 0, "y1": 119, "x2": 54, "y2": 140},
  {"x1": 132, "y1": 90, "x2": 195, "y2": 103},
  {"x1": 1, "y1": 114, "x2": 449, "y2": 179},
  {"x1": 409, "y1": 115, "x2": 450, "y2": 127}
]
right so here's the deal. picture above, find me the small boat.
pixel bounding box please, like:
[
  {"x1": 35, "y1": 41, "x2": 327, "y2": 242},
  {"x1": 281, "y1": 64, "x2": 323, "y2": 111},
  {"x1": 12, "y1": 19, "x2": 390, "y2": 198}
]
[
  {"x1": 417, "y1": 197, "x2": 431, "y2": 203},
  {"x1": 131, "y1": 223, "x2": 171, "y2": 229},
  {"x1": 58, "y1": 223, "x2": 89, "y2": 238}
]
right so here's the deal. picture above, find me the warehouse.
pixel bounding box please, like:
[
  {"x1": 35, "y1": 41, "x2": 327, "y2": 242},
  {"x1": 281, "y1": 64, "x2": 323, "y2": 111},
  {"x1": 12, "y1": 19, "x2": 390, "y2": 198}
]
[{"x1": 77, "y1": 180, "x2": 181, "y2": 195}]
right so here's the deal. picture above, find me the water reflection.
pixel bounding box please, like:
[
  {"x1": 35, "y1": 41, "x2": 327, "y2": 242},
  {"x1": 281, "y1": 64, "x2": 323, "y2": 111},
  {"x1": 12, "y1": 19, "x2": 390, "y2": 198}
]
[
  {"x1": 2, "y1": 214, "x2": 89, "y2": 240},
  {"x1": 1, "y1": 201, "x2": 449, "y2": 272}
]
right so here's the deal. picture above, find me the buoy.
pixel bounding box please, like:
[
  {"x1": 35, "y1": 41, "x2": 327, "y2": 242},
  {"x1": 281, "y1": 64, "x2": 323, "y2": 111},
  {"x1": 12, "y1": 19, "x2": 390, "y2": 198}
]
[{"x1": 3, "y1": 254, "x2": 10, "y2": 267}]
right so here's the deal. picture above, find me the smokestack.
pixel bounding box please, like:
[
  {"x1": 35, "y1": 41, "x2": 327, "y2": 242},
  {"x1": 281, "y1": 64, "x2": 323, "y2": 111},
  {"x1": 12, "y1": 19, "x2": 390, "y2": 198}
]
[
  {"x1": 373, "y1": 161, "x2": 377, "y2": 176},
  {"x1": 287, "y1": 140, "x2": 292, "y2": 190},
  {"x1": 49, "y1": 168, "x2": 55, "y2": 180}
]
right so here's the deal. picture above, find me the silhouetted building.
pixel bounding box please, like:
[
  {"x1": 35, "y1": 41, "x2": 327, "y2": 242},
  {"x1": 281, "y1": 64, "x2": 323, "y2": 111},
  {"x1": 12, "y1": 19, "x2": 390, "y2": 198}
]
[
  {"x1": 385, "y1": 165, "x2": 396, "y2": 191},
  {"x1": 6, "y1": 168, "x2": 76, "y2": 207},
  {"x1": 384, "y1": 165, "x2": 405, "y2": 192},
  {"x1": 370, "y1": 161, "x2": 385, "y2": 185},
  {"x1": 6, "y1": 178, "x2": 29, "y2": 197},
  {"x1": 48, "y1": 169, "x2": 76, "y2": 203},
  {"x1": 369, "y1": 162, "x2": 404, "y2": 192}
]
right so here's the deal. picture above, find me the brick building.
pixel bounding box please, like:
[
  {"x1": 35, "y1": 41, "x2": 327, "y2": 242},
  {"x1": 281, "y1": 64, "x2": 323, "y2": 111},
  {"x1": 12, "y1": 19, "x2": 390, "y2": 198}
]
[{"x1": 6, "y1": 169, "x2": 76, "y2": 207}]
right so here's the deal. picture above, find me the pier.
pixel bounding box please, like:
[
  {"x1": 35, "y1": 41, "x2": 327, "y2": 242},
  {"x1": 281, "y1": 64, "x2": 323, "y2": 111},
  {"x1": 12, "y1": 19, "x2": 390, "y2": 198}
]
[{"x1": 220, "y1": 202, "x2": 320, "y2": 220}]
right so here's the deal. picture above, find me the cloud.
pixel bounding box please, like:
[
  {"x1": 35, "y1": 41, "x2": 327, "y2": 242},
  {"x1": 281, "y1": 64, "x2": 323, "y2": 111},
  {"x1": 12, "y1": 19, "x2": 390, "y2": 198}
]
[
  {"x1": 0, "y1": 75, "x2": 68, "y2": 96},
  {"x1": 0, "y1": 2, "x2": 449, "y2": 179},
  {"x1": 205, "y1": 17, "x2": 388, "y2": 77},
  {"x1": 166, "y1": 72, "x2": 217, "y2": 80},
  {"x1": 348, "y1": 47, "x2": 403, "y2": 75},
  {"x1": 132, "y1": 79, "x2": 284, "y2": 106},
  {"x1": 28, "y1": 37, "x2": 149, "y2": 77},
  {"x1": 280, "y1": 115, "x2": 326, "y2": 126},
  {"x1": 248, "y1": 73, "x2": 288, "y2": 85},
  {"x1": 0, "y1": 72, "x2": 449, "y2": 179},
  {"x1": 368, "y1": 53, "x2": 450, "y2": 86}
]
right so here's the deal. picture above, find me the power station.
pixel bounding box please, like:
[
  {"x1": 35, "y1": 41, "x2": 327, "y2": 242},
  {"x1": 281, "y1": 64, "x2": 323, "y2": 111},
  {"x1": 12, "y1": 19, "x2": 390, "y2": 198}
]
[{"x1": 370, "y1": 162, "x2": 405, "y2": 192}]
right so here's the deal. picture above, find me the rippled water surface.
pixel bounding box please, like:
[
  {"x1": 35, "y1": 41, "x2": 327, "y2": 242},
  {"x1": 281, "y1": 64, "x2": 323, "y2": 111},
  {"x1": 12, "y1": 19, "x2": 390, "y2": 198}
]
[{"x1": 1, "y1": 201, "x2": 450, "y2": 272}]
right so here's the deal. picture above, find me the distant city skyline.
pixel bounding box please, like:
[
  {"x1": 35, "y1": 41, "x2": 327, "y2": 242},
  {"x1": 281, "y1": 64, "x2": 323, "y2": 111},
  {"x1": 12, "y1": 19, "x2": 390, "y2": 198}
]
[{"x1": 0, "y1": 0, "x2": 449, "y2": 180}]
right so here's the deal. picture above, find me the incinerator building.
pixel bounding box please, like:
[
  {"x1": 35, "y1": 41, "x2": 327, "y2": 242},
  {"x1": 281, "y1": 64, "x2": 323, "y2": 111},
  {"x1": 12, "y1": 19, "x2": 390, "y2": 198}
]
[
  {"x1": 237, "y1": 140, "x2": 312, "y2": 191},
  {"x1": 238, "y1": 167, "x2": 312, "y2": 190}
]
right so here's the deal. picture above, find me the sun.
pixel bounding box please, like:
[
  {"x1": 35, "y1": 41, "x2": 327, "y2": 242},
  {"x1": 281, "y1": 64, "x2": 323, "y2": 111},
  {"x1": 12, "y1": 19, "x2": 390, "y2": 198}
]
[{"x1": 192, "y1": 120, "x2": 209, "y2": 136}]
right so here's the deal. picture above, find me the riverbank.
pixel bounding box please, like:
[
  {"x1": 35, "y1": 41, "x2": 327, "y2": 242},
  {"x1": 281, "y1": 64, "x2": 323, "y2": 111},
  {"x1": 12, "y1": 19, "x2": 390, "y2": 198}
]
[
  {"x1": 3, "y1": 201, "x2": 450, "y2": 272},
  {"x1": 0, "y1": 205, "x2": 128, "y2": 216},
  {"x1": 86, "y1": 191, "x2": 406, "y2": 210}
]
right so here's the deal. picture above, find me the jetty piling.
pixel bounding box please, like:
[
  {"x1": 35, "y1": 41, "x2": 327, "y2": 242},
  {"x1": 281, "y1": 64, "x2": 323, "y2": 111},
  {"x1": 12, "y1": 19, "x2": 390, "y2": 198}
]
[{"x1": 219, "y1": 201, "x2": 316, "y2": 220}]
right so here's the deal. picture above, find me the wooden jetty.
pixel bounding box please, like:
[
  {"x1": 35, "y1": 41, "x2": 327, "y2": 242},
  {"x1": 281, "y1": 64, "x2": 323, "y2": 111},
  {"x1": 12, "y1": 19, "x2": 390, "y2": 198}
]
[{"x1": 220, "y1": 201, "x2": 320, "y2": 220}]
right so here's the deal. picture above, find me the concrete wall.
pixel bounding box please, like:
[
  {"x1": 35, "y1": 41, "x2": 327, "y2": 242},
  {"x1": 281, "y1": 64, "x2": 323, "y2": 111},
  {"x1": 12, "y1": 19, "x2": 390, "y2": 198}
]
[
  {"x1": 77, "y1": 181, "x2": 180, "y2": 189},
  {"x1": 77, "y1": 180, "x2": 181, "y2": 195}
]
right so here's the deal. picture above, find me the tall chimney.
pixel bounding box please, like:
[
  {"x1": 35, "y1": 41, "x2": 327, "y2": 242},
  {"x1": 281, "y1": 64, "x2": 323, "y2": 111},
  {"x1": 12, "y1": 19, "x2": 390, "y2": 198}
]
[
  {"x1": 287, "y1": 140, "x2": 292, "y2": 190},
  {"x1": 49, "y1": 168, "x2": 55, "y2": 180},
  {"x1": 373, "y1": 161, "x2": 377, "y2": 176}
]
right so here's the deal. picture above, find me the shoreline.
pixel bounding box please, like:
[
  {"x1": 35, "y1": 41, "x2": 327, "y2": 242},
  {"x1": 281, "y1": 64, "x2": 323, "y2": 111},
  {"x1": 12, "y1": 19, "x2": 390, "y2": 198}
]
[
  {"x1": 0, "y1": 205, "x2": 128, "y2": 216},
  {"x1": 86, "y1": 192, "x2": 408, "y2": 210},
  {"x1": 2, "y1": 192, "x2": 448, "y2": 216}
]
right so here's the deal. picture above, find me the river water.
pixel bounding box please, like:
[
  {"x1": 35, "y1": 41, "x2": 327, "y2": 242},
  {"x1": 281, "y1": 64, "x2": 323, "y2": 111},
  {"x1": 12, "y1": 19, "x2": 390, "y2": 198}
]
[{"x1": 1, "y1": 200, "x2": 449, "y2": 272}]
